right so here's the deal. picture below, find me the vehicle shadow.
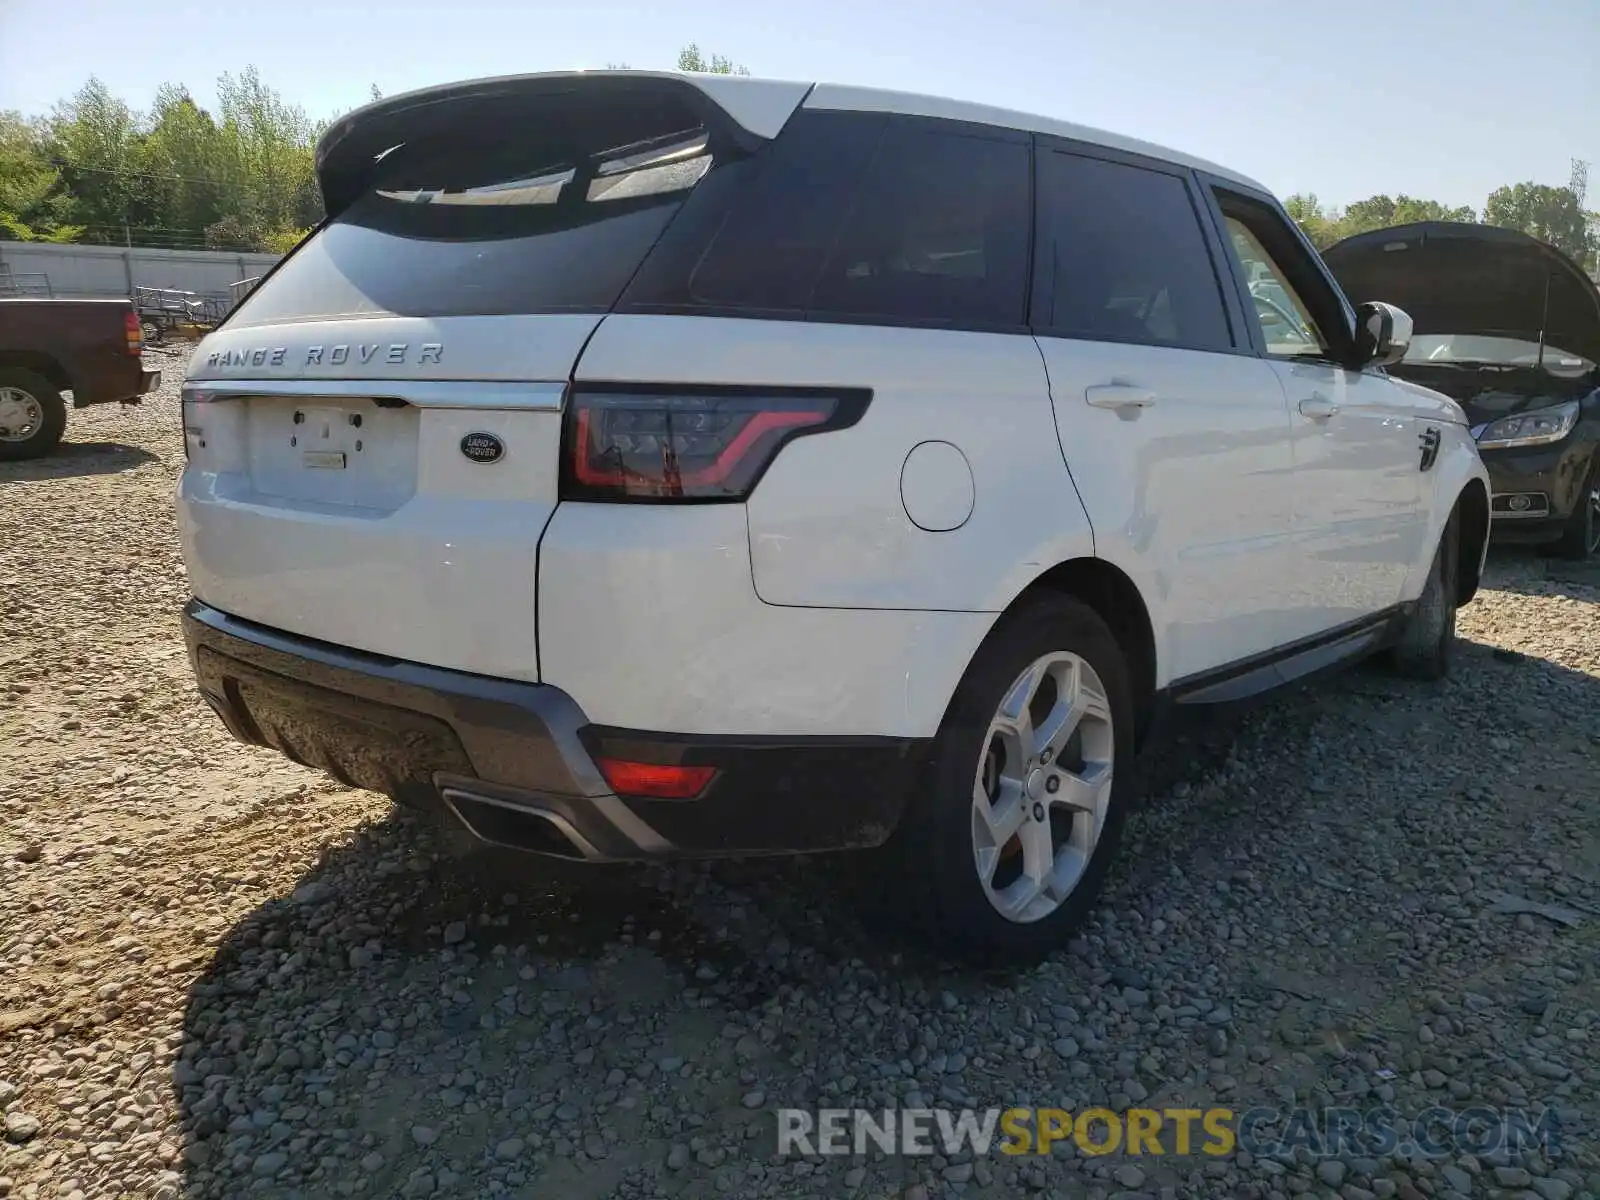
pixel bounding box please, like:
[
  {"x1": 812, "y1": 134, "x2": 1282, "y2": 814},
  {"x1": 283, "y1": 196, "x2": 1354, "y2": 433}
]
[
  {"x1": 0, "y1": 441, "x2": 159, "y2": 482},
  {"x1": 168, "y1": 632, "x2": 1599, "y2": 1199}
]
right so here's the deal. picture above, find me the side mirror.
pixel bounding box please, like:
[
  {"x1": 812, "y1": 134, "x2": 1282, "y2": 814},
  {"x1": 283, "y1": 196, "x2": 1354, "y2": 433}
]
[{"x1": 1353, "y1": 301, "x2": 1413, "y2": 368}]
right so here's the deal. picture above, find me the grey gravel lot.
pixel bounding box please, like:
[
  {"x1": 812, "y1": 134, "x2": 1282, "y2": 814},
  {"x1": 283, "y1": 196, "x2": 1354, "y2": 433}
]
[{"x1": 1, "y1": 347, "x2": 1598, "y2": 1200}]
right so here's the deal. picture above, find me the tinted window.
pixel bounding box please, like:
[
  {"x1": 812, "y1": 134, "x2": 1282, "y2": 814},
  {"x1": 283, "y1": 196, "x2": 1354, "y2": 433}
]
[
  {"x1": 230, "y1": 125, "x2": 713, "y2": 325},
  {"x1": 678, "y1": 111, "x2": 886, "y2": 314},
  {"x1": 625, "y1": 112, "x2": 1032, "y2": 330},
  {"x1": 1034, "y1": 151, "x2": 1232, "y2": 351},
  {"x1": 807, "y1": 125, "x2": 1030, "y2": 326}
]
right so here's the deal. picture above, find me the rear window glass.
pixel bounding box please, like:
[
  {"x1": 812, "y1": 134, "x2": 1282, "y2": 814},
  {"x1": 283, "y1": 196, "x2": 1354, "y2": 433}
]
[
  {"x1": 229, "y1": 124, "x2": 712, "y2": 326},
  {"x1": 623, "y1": 111, "x2": 1032, "y2": 330}
]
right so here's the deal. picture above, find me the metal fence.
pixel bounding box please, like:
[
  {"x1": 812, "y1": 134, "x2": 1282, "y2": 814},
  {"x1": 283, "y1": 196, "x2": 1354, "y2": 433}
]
[
  {"x1": 0, "y1": 241, "x2": 280, "y2": 305},
  {"x1": 0, "y1": 265, "x2": 54, "y2": 298}
]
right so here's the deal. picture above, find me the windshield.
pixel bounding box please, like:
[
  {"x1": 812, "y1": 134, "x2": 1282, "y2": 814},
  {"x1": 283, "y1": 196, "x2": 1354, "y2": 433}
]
[{"x1": 1403, "y1": 333, "x2": 1594, "y2": 378}]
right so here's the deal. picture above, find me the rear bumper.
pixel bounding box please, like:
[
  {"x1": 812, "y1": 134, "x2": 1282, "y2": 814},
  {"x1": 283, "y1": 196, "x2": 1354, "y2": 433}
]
[
  {"x1": 72, "y1": 363, "x2": 161, "y2": 408},
  {"x1": 182, "y1": 600, "x2": 921, "y2": 861}
]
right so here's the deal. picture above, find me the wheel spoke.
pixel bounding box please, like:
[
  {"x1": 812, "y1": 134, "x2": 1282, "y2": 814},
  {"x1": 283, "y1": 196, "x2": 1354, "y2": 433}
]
[
  {"x1": 1042, "y1": 843, "x2": 1090, "y2": 905},
  {"x1": 973, "y1": 777, "x2": 1027, "y2": 847},
  {"x1": 992, "y1": 664, "x2": 1041, "y2": 762},
  {"x1": 1050, "y1": 760, "x2": 1112, "y2": 818}
]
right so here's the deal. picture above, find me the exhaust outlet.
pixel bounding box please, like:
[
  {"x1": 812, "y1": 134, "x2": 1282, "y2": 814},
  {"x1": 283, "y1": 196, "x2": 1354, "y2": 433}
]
[{"x1": 439, "y1": 787, "x2": 601, "y2": 861}]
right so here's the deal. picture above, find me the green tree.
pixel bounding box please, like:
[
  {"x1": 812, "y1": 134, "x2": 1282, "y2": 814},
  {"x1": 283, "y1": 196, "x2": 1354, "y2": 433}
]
[
  {"x1": 1283, "y1": 193, "x2": 1340, "y2": 248},
  {"x1": 1340, "y1": 194, "x2": 1475, "y2": 234},
  {"x1": 47, "y1": 77, "x2": 141, "y2": 245},
  {"x1": 0, "y1": 111, "x2": 81, "y2": 241},
  {"x1": 677, "y1": 44, "x2": 750, "y2": 75},
  {"x1": 1484, "y1": 181, "x2": 1592, "y2": 264}
]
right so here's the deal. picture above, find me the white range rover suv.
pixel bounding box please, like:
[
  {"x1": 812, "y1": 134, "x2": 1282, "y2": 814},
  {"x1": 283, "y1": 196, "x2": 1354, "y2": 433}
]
[{"x1": 177, "y1": 70, "x2": 1490, "y2": 962}]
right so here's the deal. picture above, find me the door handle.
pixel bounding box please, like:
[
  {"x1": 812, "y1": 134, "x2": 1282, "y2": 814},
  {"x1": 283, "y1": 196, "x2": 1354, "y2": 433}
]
[
  {"x1": 1299, "y1": 395, "x2": 1338, "y2": 420},
  {"x1": 1086, "y1": 383, "x2": 1157, "y2": 411}
]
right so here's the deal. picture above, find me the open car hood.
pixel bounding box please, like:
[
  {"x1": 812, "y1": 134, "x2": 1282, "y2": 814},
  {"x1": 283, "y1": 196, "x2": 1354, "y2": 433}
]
[{"x1": 1322, "y1": 221, "x2": 1600, "y2": 366}]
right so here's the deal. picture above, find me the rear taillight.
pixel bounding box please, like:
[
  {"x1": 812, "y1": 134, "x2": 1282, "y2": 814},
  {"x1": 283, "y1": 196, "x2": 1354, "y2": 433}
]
[
  {"x1": 560, "y1": 386, "x2": 869, "y2": 502},
  {"x1": 124, "y1": 311, "x2": 142, "y2": 357}
]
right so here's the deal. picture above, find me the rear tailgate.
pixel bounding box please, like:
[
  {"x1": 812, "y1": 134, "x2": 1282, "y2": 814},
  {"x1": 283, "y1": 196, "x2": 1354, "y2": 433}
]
[
  {"x1": 178, "y1": 71, "x2": 809, "y2": 681},
  {"x1": 180, "y1": 315, "x2": 591, "y2": 681}
]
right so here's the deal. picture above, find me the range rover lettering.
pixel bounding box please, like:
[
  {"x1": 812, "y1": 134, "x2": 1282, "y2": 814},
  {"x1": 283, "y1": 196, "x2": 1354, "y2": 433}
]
[{"x1": 176, "y1": 71, "x2": 1491, "y2": 963}]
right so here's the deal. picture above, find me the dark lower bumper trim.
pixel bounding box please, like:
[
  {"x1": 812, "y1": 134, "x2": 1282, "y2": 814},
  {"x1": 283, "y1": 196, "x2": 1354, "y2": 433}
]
[{"x1": 182, "y1": 601, "x2": 923, "y2": 861}]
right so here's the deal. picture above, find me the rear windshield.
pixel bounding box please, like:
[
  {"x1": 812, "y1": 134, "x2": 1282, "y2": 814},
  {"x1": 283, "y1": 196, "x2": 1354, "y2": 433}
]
[{"x1": 230, "y1": 121, "x2": 713, "y2": 326}]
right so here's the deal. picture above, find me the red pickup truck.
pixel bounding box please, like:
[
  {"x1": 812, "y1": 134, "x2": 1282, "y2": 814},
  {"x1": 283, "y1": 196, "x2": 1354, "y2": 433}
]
[{"x1": 0, "y1": 298, "x2": 162, "y2": 461}]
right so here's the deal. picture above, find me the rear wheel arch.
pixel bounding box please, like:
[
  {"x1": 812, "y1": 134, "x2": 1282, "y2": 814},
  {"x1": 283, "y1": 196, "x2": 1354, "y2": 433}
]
[
  {"x1": 0, "y1": 351, "x2": 70, "y2": 393},
  {"x1": 1000, "y1": 557, "x2": 1158, "y2": 747},
  {"x1": 1454, "y1": 478, "x2": 1489, "y2": 605}
]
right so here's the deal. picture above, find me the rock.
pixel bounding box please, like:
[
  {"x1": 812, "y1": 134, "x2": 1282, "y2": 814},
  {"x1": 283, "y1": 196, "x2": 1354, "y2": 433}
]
[
  {"x1": 666, "y1": 1144, "x2": 691, "y2": 1171},
  {"x1": 13, "y1": 845, "x2": 42, "y2": 864},
  {"x1": 1493, "y1": 1166, "x2": 1532, "y2": 1188},
  {"x1": 252, "y1": 1151, "x2": 287, "y2": 1176},
  {"x1": 292, "y1": 880, "x2": 333, "y2": 905},
  {"x1": 1114, "y1": 1165, "x2": 1146, "y2": 1188},
  {"x1": 742, "y1": 1090, "x2": 765, "y2": 1109},
  {"x1": 495, "y1": 1137, "x2": 524, "y2": 1160},
  {"x1": 1318, "y1": 1160, "x2": 1347, "y2": 1187},
  {"x1": 442, "y1": 922, "x2": 467, "y2": 945},
  {"x1": 1053, "y1": 1037, "x2": 1081, "y2": 1059},
  {"x1": 0, "y1": 1082, "x2": 14, "y2": 1110},
  {"x1": 411, "y1": 1125, "x2": 439, "y2": 1147},
  {"x1": 2, "y1": 1112, "x2": 40, "y2": 1143}
]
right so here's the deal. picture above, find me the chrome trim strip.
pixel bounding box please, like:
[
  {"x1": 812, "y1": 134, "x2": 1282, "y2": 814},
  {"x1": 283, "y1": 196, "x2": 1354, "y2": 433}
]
[{"x1": 179, "y1": 378, "x2": 567, "y2": 410}]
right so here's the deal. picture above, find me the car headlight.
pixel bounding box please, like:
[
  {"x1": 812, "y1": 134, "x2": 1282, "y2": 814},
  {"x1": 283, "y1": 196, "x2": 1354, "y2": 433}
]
[{"x1": 1474, "y1": 400, "x2": 1580, "y2": 450}]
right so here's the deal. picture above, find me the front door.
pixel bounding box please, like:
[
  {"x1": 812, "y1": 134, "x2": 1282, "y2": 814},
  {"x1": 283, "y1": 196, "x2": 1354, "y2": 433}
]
[{"x1": 1204, "y1": 186, "x2": 1425, "y2": 629}]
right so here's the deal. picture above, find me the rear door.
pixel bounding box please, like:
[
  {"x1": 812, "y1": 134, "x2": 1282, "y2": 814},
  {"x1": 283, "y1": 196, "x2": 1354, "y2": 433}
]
[
  {"x1": 1026, "y1": 143, "x2": 1303, "y2": 682},
  {"x1": 1201, "y1": 183, "x2": 1425, "y2": 623},
  {"x1": 179, "y1": 76, "x2": 795, "y2": 681}
]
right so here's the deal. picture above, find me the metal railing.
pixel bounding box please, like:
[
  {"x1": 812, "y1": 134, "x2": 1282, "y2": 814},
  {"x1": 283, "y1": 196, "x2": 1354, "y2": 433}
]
[{"x1": 0, "y1": 269, "x2": 54, "y2": 299}]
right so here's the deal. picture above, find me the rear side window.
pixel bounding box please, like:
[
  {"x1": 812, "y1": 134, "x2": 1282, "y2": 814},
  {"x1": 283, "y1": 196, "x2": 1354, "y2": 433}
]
[
  {"x1": 623, "y1": 112, "x2": 1032, "y2": 330},
  {"x1": 228, "y1": 95, "x2": 716, "y2": 326},
  {"x1": 1033, "y1": 150, "x2": 1233, "y2": 352}
]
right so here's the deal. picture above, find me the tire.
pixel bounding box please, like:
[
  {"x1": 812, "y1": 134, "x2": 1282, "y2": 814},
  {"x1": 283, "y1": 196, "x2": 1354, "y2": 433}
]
[
  {"x1": 1549, "y1": 457, "x2": 1600, "y2": 562},
  {"x1": 879, "y1": 594, "x2": 1137, "y2": 965},
  {"x1": 1389, "y1": 508, "x2": 1459, "y2": 681},
  {"x1": 0, "y1": 368, "x2": 67, "y2": 462}
]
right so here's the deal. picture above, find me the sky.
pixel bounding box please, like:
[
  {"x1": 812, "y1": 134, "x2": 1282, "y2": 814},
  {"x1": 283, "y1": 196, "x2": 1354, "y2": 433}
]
[{"x1": 1, "y1": 0, "x2": 1596, "y2": 213}]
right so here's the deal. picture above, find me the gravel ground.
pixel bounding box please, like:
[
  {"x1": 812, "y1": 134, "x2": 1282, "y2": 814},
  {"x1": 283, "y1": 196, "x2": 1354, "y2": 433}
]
[{"x1": 2, "y1": 348, "x2": 1598, "y2": 1200}]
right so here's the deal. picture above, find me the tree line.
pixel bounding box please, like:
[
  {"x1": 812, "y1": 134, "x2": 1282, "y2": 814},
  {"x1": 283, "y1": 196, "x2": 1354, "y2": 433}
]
[{"x1": 2, "y1": 51, "x2": 1595, "y2": 281}]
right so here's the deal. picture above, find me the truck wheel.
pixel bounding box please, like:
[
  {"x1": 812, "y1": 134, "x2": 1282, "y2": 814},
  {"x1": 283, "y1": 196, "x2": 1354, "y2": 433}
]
[
  {"x1": 881, "y1": 595, "x2": 1136, "y2": 965},
  {"x1": 1548, "y1": 458, "x2": 1599, "y2": 562},
  {"x1": 1389, "y1": 509, "x2": 1458, "y2": 681},
  {"x1": 0, "y1": 369, "x2": 67, "y2": 462}
]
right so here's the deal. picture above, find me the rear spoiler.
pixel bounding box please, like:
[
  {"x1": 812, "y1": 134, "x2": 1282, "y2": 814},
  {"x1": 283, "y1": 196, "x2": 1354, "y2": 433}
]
[{"x1": 315, "y1": 71, "x2": 813, "y2": 220}]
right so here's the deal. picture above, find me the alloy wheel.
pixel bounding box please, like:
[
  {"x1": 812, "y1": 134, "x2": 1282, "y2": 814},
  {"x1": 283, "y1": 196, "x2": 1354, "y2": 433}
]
[{"x1": 971, "y1": 651, "x2": 1115, "y2": 924}]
